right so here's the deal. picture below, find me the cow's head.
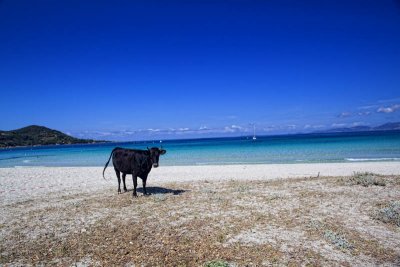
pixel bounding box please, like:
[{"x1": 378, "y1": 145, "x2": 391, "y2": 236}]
[{"x1": 147, "y1": 147, "x2": 166, "y2": 168}]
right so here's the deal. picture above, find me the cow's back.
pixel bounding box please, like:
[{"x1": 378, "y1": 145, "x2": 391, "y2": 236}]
[{"x1": 112, "y1": 148, "x2": 150, "y2": 175}]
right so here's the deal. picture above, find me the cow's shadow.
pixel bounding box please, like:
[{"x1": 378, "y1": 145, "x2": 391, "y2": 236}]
[{"x1": 127, "y1": 186, "x2": 187, "y2": 195}]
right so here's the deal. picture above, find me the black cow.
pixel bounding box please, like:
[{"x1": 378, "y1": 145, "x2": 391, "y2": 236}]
[{"x1": 103, "y1": 147, "x2": 166, "y2": 197}]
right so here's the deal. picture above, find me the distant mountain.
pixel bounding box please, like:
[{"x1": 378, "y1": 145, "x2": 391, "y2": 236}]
[
  {"x1": 373, "y1": 122, "x2": 400, "y2": 131},
  {"x1": 0, "y1": 125, "x2": 107, "y2": 148},
  {"x1": 325, "y1": 125, "x2": 372, "y2": 133},
  {"x1": 322, "y1": 122, "x2": 400, "y2": 133}
]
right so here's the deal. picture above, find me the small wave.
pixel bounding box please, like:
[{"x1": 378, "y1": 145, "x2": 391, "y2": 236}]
[
  {"x1": 14, "y1": 165, "x2": 47, "y2": 168},
  {"x1": 195, "y1": 162, "x2": 248, "y2": 165},
  {"x1": 195, "y1": 161, "x2": 274, "y2": 165},
  {"x1": 0, "y1": 154, "x2": 53, "y2": 161},
  {"x1": 345, "y1": 158, "x2": 400, "y2": 162},
  {"x1": 22, "y1": 160, "x2": 31, "y2": 163}
]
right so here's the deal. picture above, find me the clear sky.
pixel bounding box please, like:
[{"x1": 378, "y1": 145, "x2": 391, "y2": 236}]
[{"x1": 1, "y1": 0, "x2": 400, "y2": 140}]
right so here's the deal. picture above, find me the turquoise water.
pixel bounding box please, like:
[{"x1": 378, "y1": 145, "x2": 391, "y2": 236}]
[{"x1": 1, "y1": 131, "x2": 400, "y2": 167}]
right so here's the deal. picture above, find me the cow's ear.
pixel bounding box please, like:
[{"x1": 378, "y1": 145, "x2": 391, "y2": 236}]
[{"x1": 160, "y1": 149, "x2": 166, "y2": 155}]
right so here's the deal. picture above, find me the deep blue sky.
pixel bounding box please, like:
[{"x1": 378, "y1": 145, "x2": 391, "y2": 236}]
[{"x1": 1, "y1": 0, "x2": 400, "y2": 140}]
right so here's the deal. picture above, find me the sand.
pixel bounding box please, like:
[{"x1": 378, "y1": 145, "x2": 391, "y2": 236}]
[
  {"x1": 0, "y1": 162, "x2": 399, "y2": 205},
  {"x1": 1, "y1": 162, "x2": 400, "y2": 266}
]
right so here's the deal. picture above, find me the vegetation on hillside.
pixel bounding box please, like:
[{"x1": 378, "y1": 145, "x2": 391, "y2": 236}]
[{"x1": 0, "y1": 125, "x2": 106, "y2": 148}]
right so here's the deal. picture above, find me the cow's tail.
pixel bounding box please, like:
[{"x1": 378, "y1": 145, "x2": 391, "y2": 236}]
[{"x1": 103, "y1": 148, "x2": 118, "y2": 180}]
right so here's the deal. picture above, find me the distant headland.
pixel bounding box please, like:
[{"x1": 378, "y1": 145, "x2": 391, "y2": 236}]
[{"x1": 0, "y1": 125, "x2": 108, "y2": 148}]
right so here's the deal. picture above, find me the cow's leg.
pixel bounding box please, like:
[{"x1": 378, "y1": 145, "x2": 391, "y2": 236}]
[
  {"x1": 142, "y1": 175, "x2": 149, "y2": 195},
  {"x1": 122, "y1": 173, "x2": 128, "y2": 192},
  {"x1": 132, "y1": 175, "x2": 138, "y2": 197},
  {"x1": 115, "y1": 168, "x2": 121, "y2": 194}
]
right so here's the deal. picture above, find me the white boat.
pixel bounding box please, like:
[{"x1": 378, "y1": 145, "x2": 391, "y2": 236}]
[{"x1": 252, "y1": 124, "x2": 257, "y2": 140}]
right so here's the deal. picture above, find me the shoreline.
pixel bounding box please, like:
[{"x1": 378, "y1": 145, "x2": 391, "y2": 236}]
[
  {"x1": 1, "y1": 162, "x2": 399, "y2": 205},
  {"x1": 2, "y1": 159, "x2": 400, "y2": 168}
]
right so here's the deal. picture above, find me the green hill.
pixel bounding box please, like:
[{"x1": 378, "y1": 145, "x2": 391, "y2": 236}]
[{"x1": 0, "y1": 125, "x2": 106, "y2": 148}]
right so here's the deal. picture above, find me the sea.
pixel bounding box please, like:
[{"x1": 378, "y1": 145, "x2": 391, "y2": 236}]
[{"x1": 1, "y1": 131, "x2": 400, "y2": 168}]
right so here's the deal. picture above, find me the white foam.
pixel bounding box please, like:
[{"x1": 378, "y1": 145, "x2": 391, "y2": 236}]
[
  {"x1": 345, "y1": 158, "x2": 400, "y2": 162},
  {"x1": 195, "y1": 161, "x2": 267, "y2": 165},
  {"x1": 14, "y1": 165, "x2": 46, "y2": 168}
]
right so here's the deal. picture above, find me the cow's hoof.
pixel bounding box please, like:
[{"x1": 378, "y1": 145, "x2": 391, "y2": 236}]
[
  {"x1": 132, "y1": 194, "x2": 138, "y2": 198},
  {"x1": 144, "y1": 193, "x2": 151, "y2": 196},
  {"x1": 124, "y1": 189, "x2": 128, "y2": 192}
]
